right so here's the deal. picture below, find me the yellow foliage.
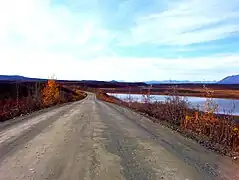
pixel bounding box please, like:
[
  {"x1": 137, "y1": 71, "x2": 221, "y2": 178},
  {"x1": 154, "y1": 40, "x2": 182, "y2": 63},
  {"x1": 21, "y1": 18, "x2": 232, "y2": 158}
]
[
  {"x1": 76, "y1": 90, "x2": 84, "y2": 95},
  {"x1": 185, "y1": 115, "x2": 191, "y2": 121},
  {"x1": 234, "y1": 127, "x2": 239, "y2": 132},
  {"x1": 42, "y1": 79, "x2": 60, "y2": 106}
]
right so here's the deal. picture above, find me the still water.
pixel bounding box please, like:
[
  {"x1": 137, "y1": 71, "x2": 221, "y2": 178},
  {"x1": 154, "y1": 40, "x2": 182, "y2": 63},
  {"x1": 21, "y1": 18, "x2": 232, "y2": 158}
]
[{"x1": 108, "y1": 93, "x2": 239, "y2": 116}]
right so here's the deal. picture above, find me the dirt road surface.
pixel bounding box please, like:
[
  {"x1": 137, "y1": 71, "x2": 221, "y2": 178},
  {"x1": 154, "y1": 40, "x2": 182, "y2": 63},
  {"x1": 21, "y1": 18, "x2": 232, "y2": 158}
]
[{"x1": 0, "y1": 94, "x2": 239, "y2": 180}]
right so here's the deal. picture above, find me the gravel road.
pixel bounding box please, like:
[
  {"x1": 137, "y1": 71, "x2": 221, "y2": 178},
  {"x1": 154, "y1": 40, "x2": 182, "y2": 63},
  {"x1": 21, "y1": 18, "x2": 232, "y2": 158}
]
[{"x1": 0, "y1": 93, "x2": 239, "y2": 180}]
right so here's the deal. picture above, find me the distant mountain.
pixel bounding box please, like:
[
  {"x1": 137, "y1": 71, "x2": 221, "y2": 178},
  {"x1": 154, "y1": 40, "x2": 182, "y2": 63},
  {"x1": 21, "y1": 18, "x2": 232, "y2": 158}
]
[
  {"x1": 145, "y1": 80, "x2": 189, "y2": 84},
  {"x1": 110, "y1": 80, "x2": 119, "y2": 83},
  {"x1": 145, "y1": 80, "x2": 217, "y2": 84},
  {"x1": 0, "y1": 75, "x2": 45, "y2": 82},
  {"x1": 218, "y1": 75, "x2": 239, "y2": 84}
]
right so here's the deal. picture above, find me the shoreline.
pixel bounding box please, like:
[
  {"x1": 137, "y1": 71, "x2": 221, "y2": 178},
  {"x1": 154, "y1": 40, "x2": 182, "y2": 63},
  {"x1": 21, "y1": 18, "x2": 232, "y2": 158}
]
[
  {"x1": 107, "y1": 92, "x2": 239, "y2": 118},
  {"x1": 104, "y1": 90, "x2": 239, "y2": 100}
]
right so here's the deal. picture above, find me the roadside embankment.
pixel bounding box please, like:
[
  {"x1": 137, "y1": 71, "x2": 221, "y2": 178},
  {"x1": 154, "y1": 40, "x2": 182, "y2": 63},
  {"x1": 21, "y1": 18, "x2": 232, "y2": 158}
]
[
  {"x1": 0, "y1": 80, "x2": 87, "y2": 122},
  {"x1": 96, "y1": 91, "x2": 239, "y2": 158}
]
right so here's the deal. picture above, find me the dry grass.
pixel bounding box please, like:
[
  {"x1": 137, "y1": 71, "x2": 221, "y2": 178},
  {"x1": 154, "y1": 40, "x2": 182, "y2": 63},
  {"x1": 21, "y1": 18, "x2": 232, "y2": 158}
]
[{"x1": 181, "y1": 86, "x2": 239, "y2": 155}]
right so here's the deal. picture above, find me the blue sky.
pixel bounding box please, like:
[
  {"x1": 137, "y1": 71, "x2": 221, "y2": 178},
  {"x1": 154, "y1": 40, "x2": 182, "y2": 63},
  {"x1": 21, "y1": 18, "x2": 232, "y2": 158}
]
[{"x1": 0, "y1": 0, "x2": 239, "y2": 81}]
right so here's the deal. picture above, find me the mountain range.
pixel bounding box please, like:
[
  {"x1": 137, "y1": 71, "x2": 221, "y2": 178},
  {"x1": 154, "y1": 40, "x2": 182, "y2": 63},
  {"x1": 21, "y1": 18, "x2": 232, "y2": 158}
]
[
  {"x1": 144, "y1": 80, "x2": 217, "y2": 84},
  {"x1": 0, "y1": 75, "x2": 239, "y2": 84}
]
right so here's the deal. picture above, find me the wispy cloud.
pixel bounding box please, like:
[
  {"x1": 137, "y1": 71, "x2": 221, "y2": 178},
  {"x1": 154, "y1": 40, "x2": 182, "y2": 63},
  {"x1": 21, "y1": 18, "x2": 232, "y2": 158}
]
[{"x1": 119, "y1": 0, "x2": 239, "y2": 46}]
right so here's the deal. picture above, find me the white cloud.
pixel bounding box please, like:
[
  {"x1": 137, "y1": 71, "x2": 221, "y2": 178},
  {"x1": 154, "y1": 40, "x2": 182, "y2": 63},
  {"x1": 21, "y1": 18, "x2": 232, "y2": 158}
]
[
  {"x1": 0, "y1": 0, "x2": 113, "y2": 57},
  {"x1": 120, "y1": 0, "x2": 239, "y2": 46},
  {"x1": 0, "y1": 0, "x2": 115, "y2": 79},
  {"x1": 0, "y1": 0, "x2": 238, "y2": 81},
  {"x1": 1, "y1": 46, "x2": 238, "y2": 81}
]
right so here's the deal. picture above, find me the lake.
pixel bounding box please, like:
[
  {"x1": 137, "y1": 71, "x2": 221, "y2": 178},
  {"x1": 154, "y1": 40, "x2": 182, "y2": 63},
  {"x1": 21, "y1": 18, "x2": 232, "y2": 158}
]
[{"x1": 108, "y1": 93, "x2": 239, "y2": 116}]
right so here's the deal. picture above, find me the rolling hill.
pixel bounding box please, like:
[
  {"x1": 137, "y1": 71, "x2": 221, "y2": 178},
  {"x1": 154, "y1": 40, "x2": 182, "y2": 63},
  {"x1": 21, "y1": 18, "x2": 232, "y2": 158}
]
[
  {"x1": 0, "y1": 75, "x2": 46, "y2": 82},
  {"x1": 218, "y1": 75, "x2": 239, "y2": 84}
]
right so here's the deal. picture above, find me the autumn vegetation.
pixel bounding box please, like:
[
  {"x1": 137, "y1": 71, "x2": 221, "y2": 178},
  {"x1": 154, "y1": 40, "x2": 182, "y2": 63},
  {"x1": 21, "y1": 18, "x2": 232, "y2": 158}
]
[
  {"x1": 96, "y1": 86, "x2": 239, "y2": 156},
  {"x1": 0, "y1": 79, "x2": 86, "y2": 122}
]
